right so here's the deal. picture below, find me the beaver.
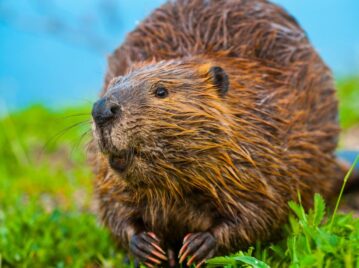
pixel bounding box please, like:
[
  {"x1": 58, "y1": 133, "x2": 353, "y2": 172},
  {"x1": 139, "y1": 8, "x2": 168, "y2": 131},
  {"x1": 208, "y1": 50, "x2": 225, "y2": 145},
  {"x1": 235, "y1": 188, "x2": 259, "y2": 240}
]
[{"x1": 89, "y1": 0, "x2": 355, "y2": 267}]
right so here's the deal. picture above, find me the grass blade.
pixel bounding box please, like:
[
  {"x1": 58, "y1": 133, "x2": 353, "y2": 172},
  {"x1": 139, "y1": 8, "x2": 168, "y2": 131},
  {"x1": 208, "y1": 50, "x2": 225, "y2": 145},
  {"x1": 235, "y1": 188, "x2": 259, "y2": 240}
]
[{"x1": 329, "y1": 154, "x2": 359, "y2": 231}]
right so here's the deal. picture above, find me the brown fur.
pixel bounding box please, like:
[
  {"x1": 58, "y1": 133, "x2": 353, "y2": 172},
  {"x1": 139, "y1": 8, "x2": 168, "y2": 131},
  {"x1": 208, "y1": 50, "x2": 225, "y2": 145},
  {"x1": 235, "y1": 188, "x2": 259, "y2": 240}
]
[{"x1": 89, "y1": 0, "x2": 343, "y2": 260}]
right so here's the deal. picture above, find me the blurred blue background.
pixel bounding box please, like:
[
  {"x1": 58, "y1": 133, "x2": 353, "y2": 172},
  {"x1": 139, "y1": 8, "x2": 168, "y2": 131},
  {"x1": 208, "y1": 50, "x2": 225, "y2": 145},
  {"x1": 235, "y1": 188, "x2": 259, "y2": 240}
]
[{"x1": 0, "y1": 0, "x2": 358, "y2": 111}]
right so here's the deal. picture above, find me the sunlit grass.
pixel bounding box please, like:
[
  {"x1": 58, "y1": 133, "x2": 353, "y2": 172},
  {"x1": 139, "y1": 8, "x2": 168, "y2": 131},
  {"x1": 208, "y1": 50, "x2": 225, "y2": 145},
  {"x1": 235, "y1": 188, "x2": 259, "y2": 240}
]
[{"x1": 337, "y1": 77, "x2": 359, "y2": 129}]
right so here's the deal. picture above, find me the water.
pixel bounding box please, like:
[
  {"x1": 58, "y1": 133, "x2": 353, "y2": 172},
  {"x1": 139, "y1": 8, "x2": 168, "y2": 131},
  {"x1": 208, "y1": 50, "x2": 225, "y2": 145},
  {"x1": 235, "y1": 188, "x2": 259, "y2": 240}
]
[{"x1": 0, "y1": 0, "x2": 358, "y2": 110}]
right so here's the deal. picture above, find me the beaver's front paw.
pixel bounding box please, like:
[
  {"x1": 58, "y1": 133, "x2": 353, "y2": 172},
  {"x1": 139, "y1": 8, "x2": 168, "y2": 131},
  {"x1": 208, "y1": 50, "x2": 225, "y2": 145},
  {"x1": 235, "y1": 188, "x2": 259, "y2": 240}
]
[
  {"x1": 129, "y1": 232, "x2": 167, "y2": 268},
  {"x1": 178, "y1": 232, "x2": 217, "y2": 267}
]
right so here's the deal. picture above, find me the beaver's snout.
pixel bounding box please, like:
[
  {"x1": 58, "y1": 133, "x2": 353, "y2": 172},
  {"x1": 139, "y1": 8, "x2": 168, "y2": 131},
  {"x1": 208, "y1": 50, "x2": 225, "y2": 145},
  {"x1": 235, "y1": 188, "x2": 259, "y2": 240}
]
[{"x1": 92, "y1": 97, "x2": 122, "y2": 126}]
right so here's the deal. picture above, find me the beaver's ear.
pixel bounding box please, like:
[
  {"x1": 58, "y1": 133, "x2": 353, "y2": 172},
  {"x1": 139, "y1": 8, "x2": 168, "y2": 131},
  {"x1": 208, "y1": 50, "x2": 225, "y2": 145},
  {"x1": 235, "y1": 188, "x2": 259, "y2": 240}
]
[{"x1": 209, "y1": 66, "x2": 229, "y2": 97}]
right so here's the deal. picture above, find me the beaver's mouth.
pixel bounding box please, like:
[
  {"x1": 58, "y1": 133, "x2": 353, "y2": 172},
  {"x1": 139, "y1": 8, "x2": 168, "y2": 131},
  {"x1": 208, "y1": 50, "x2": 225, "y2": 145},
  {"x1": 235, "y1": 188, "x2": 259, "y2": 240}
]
[{"x1": 108, "y1": 148, "x2": 137, "y2": 173}]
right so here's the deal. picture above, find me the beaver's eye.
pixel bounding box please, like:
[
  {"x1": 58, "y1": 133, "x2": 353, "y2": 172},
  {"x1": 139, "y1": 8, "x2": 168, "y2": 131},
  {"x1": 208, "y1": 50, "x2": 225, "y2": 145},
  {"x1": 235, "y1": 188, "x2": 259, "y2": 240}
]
[{"x1": 154, "y1": 87, "x2": 168, "y2": 98}]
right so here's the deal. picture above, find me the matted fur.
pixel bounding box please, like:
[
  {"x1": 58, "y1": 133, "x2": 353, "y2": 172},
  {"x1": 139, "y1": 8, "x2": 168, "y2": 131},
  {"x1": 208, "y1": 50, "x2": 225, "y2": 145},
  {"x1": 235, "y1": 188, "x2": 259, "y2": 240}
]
[{"x1": 89, "y1": 0, "x2": 342, "y2": 259}]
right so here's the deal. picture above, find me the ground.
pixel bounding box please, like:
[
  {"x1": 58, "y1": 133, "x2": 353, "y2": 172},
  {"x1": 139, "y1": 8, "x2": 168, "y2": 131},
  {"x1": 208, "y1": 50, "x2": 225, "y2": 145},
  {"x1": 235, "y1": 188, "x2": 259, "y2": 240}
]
[{"x1": 0, "y1": 77, "x2": 358, "y2": 267}]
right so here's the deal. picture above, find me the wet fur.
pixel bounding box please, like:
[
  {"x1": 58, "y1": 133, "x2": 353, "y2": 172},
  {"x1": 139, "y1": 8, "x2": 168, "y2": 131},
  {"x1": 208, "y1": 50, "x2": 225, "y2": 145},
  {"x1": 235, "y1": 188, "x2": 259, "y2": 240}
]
[{"x1": 89, "y1": 0, "x2": 343, "y2": 260}]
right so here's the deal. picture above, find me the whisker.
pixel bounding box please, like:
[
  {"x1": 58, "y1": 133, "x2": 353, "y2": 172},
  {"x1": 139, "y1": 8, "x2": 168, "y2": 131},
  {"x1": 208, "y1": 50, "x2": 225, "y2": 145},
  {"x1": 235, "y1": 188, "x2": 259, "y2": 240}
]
[
  {"x1": 41, "y1": 120, "x2": 91, "y2": 156},
  {"x1": 71, "y1": 128, "x2": 92, "y2": 155},
  {"x1": 58, "y1": 113, "x2": 91, "y2": 120}
]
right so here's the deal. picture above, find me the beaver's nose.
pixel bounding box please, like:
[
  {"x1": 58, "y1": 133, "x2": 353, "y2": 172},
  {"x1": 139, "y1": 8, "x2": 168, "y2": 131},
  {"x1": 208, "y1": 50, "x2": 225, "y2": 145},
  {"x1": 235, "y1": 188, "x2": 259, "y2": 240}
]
[{"x1": 92, "y1": 98, "x2": 121, "y2": 126}]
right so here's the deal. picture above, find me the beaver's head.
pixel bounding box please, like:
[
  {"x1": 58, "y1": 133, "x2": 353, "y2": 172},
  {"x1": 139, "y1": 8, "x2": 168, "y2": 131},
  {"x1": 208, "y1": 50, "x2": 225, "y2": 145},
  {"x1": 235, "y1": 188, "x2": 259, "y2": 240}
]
[{"x1": 92, "y1": 59, "x2": 236, "y2": 190}]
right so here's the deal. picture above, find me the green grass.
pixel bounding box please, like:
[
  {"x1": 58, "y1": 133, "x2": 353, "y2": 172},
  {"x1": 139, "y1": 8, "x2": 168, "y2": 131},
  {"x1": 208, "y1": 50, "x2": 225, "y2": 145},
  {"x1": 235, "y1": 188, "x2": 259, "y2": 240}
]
[
  {"x1": 0, "y1": 77, "x2": 359, "y2": 267},
  {"x1": 337, "y1": 77, "x2": 359, "y2": 129},
  {"x1": 0, "y1": 105, "x2": 126, "y2": 267}
]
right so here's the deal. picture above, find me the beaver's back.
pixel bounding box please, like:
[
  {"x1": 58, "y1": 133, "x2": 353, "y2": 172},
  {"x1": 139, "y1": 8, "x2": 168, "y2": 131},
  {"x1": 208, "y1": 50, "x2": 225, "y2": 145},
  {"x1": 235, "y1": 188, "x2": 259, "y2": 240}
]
[{"x1": 104, "y1": 0, "x2": 326, "y2": 88}]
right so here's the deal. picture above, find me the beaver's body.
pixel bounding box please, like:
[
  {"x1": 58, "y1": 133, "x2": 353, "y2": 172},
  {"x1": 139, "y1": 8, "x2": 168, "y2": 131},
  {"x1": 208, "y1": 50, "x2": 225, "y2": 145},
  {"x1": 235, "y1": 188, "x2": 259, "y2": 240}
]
[{"x1": 90, "y1": 0, "x2": 343, "y2": 266}]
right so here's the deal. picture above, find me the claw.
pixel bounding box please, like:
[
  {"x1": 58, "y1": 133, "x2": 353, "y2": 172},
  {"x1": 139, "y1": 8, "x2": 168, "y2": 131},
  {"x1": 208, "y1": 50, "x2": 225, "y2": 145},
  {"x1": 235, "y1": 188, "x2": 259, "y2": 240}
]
[
  {"x1": 179, "y1": 233, "x2": 199, "y2": 259},
  {"x1": 179, "y1": 248, "x2": 190, "y2": 264},
  {"x1": 150, "y1": 249, "x2": 168, "y2": 261},
  {"x1": 187, "y1": 254, "x2": 197, "y2": 266},
  {"x1": 195, "y1": 259, "x2": 206, "y2": 268},
  {"x1": 178, "y1": 232, "x2": 216, "y2": 266},
  {"x1": 129, "y1": 232, "x2": 166, "y2": 267},
  {"x1": 183, "y1": 233, "x2": 193, "y2": 242},
  {"x1": 151, "y1": 242, "x2": 166, "y2": 255},
  {"x1": 147, "y1": 256, "x2": 162, "y2": 265},
  {"x1": 147, "y1": 232, "x2": 160, "y2": 242},
  {"x1": 178, "y1": 240, "x2": 190, "y2": 258}
]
